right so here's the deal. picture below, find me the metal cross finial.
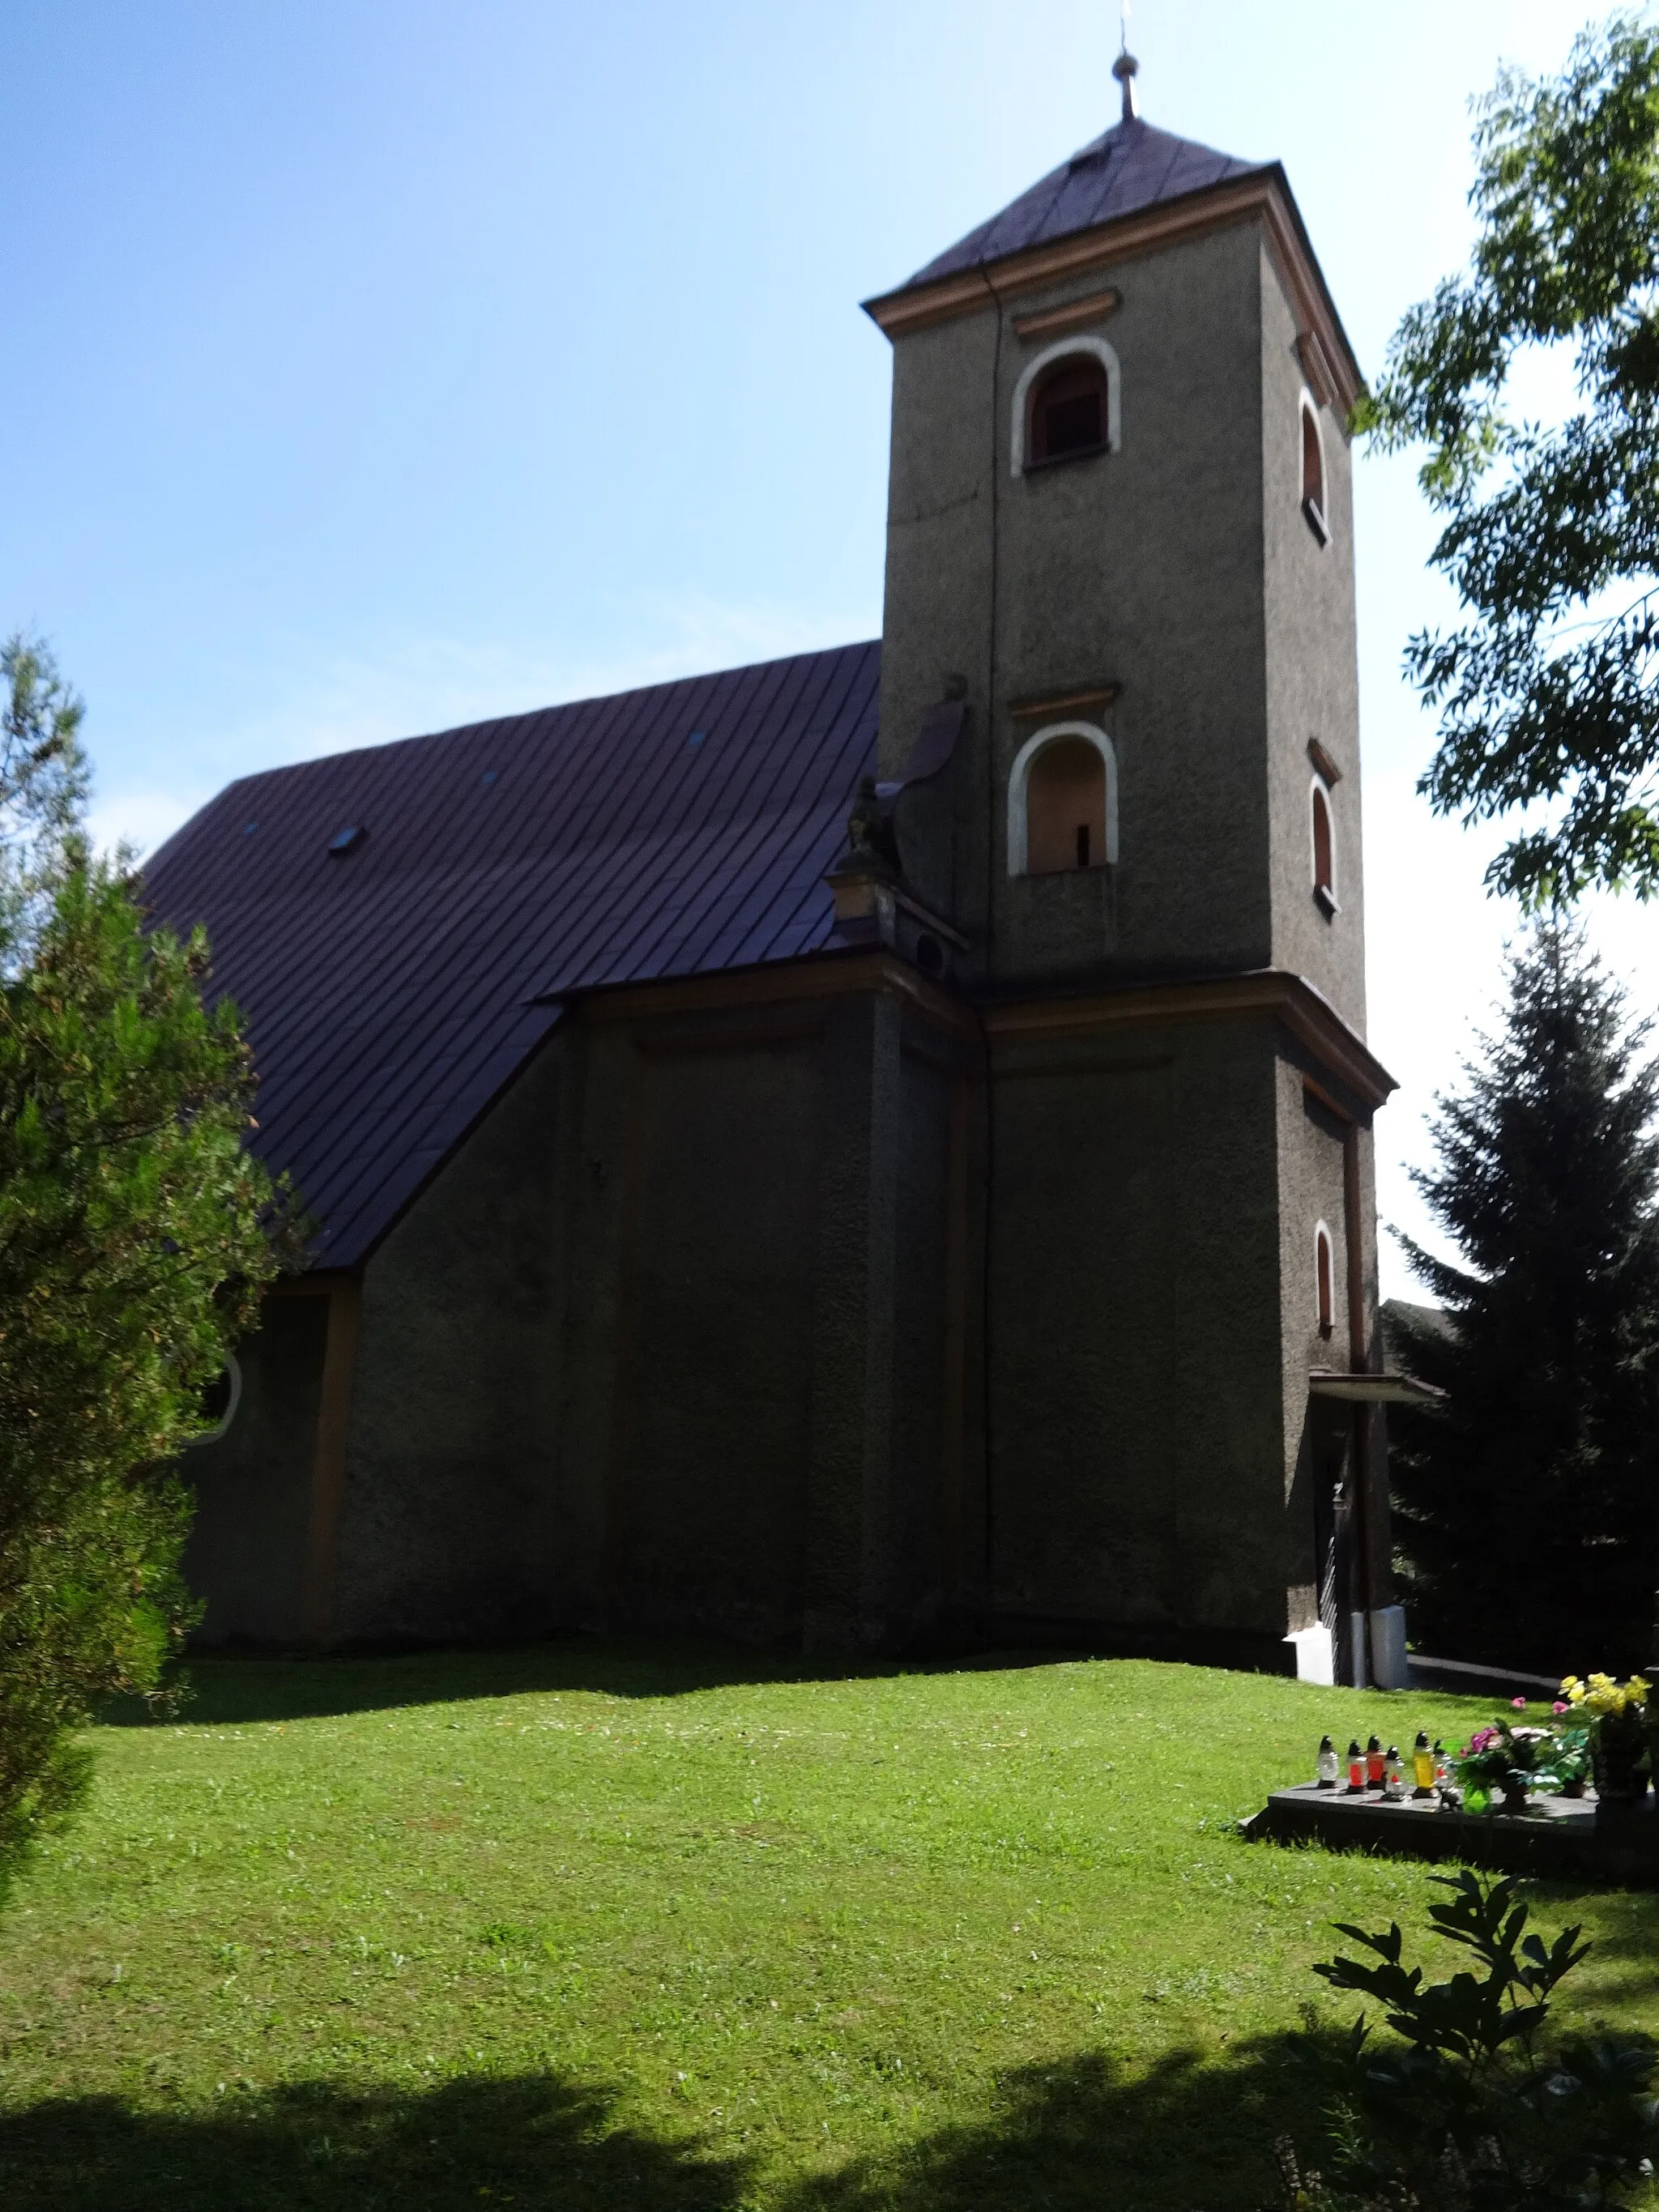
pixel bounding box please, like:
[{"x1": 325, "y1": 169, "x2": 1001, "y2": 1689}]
[{"x1": 1112, "y1": 0, "x2": 1141, "y2": 121}]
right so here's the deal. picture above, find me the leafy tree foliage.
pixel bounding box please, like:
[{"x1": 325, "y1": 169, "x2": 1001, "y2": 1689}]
[
  {"x1": 0, "y1": 636, "x2": 290, "y2": 1906},
  {"x1": 1389, "y1": 924, "x2": 1659, "y2": 1672},
  {"x1": 1362, "y1": 18, "x2": 1659, "y2": 903}
]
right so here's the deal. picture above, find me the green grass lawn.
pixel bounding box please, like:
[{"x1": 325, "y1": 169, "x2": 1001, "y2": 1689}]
[{"x1": 2, "y1": 1644, "x2": 1657, "y2": 2212}]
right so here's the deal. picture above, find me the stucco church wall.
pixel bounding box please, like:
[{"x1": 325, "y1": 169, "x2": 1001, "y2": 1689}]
[
  {"x1": 554, "y1": 995, "x2": 853, "y2": 1644},
  {"x1": 1277, "y1": 1071, "x2": 1352, "y2": 1615},
  {"x1": 881, "y1": 1031, "x2": 963, "y2": 1637},
  {"x1": 599, "y1": 1025, "x2": 822, "y2": 1641},
  {"x1": 326, "y1": 1032, "x2": 571, "y2": 1644},
  {"x1": 994, "y1": 225, "x2": 1273, "y2": 982},
  {"x1": 881, "y1": 223, "x2": 1279, "y2": 988},
  {"x1": 1273, "y1": 1048, "x2": 1388, "y2": 1629},
  {"x1": 183, "y1": 1289, "x2": 327, "y2": 1644},
  {"x1": 985, "y1": 1012, "x2": 1290, "y2": 1658},
  {"x1": 1258, "y1": 237, "x2": 1367, "y2": 1030}
]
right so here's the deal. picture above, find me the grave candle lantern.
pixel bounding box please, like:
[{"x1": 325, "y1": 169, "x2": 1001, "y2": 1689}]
[{"x1": 1412, "y1": 1732, "x2": 1436, "y2": 1796}]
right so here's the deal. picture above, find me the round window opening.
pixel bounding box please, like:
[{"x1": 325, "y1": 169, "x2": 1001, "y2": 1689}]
[{"x1": 186, "y1": 1352, "x2": 243, "y2": 1447}]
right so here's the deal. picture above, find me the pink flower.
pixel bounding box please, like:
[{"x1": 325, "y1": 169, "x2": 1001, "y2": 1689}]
[
  {"x1": 1552, "y1": 1701, "x2": 1569, "y2": 1715},
  {"x1": 1468, "y1": 1727, "x2": 1499, "y2": 1753},
  {"x1": 1511, "y1": 1697, "x2": 1528, "y2": 1710}
]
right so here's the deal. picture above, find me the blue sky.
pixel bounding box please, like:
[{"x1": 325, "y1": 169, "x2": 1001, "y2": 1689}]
[{"x1": 6, "y1": 0, "x2": 1652, "y2": 1295}]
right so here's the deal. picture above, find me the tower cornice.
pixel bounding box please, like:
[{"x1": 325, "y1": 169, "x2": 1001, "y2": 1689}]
[{"x1": 863, "y1": 164, "x2": 1363, "y2": 415}]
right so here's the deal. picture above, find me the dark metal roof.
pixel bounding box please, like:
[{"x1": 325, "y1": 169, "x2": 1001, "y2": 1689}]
[
  {"x1": 143, "y1": 641, "x2": 880, "y2": 1268},
  {"x1": 903, "y1": 117, "x2": 1262, "y2": 291}
]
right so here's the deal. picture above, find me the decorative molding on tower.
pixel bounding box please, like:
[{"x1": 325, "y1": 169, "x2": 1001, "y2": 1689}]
[{"x1": 1012, "y1": 288, "x2": 1122, "y2": 342}]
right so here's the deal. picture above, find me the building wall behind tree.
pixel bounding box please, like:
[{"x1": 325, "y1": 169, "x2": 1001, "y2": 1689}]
[
  {"x1": 182, "y1": 1290, "x2": 326, "y2": 1644},
  {"x1": 326, "y1": 1031, "x2": 572, "y2": 1644}
]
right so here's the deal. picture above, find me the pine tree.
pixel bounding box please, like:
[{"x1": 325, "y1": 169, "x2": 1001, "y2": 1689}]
[{"x1": 1390, "y1": 923, "x2": 1659, "y2": 1674}]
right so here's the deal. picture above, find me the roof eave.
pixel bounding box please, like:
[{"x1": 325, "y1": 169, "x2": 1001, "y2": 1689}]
[{"x1": 862, "y1": 163, "x2": 1363, "y2": 415}]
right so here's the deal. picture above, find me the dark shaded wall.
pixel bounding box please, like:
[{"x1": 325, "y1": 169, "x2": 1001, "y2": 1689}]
[
  {"x1": 182, "y1": 1290, "x2": 326, "y2": 1643},
  {"x1": 984, "y1": 1012, "x2": 1296, "y2": 1664},
  {"x1": 326, "y1": 1033, "x2": 572, "y2": 1644},
  {"x1": 550, "y1": 982, "x2": 979, "y2": 1652},
  {"x1": 181, "y1": 961, "x2": 1369, "y2": 1664}
]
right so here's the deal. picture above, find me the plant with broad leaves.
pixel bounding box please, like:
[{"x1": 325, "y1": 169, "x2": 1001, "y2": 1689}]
[{"x1": 1269, "y1": 1869, "x2": 1657, "y2": 2208}]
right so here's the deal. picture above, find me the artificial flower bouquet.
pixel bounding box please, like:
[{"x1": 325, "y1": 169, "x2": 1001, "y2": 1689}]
[
  {"x1": 1560, "y1": 1671, "x2": 1650, "y2": 1803},
  {"x1": 1448, "y1": 1711, "x2": 1567, "y2": 1813}
]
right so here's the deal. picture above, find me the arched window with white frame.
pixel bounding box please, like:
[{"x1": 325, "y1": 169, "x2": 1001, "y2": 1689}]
[
  {"x1": 183, "y1": 1351, "x2": 243, "y2": 1447},
  {"x1": 1007, "y1": 722, "x2": 1119, "y2": 876},
  {"x1": 1310, "y1": 775, "x2": 1337, "y2": 916},
  {"x1": 1314, "y1": 1222, "x2": 1335, "y2": 1340},
  {"x1": 1011, "y1": 338, "x2": 1122, "y2": 476},
  {"x1": 1299, "y1": 391, "x2": 1329, "y2": 544}
]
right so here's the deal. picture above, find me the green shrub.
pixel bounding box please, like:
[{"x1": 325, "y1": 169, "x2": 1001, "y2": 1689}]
[
  {"x1": 1271, "y1": 1869, "x2": 1657, "y2": 2209},
  {"x1": 0, "y1": 636, "x2": 296, "y2": 1908}
]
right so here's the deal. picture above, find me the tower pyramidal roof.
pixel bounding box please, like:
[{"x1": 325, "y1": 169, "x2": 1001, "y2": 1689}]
[
  {"x1": 866, "y1": 58, "x2": 1362, "y2": 413},
  {"x1": 902, "y1": 106, "x2": 1263, "y2": 296}
]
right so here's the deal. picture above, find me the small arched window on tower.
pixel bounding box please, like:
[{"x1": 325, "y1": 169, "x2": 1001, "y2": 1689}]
[
  {"x1": 1027, "y1": 737, "x2": 1107, "y2": 872},
  {"x1": 1300, "y1": 394, "x2": 1329, "y2": 544},
  {"x1": 1315, "y1": 1223, "x2": 1335, "y2": 1340},
  {"x1": 1311, "y1": 776, "x2": 1338, "y2": 917},
  {"x1": 1029, "y1": 354, "x2": 1111, "y2": 466},
  {"x1": 1007, "y1": 721, "x2": 1119, "y2": 876}
]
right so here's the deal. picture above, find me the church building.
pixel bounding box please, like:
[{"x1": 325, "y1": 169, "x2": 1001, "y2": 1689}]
[{"x1": 150, "y1": 58, "x2": 1412, "y2": 1686}]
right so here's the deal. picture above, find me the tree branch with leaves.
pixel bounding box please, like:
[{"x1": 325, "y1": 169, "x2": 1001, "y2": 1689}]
[{"x1": 1362, "y1": 16, "x2": 1659, "y2": 904}]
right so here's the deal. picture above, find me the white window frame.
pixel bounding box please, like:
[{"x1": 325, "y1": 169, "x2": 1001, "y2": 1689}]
[
  {"x1": 1007, "y1": 721, "x2": 1120, "y2": 876},
  {"x1": 1314, "y1": 1221, "x2": 1335, "y2": 1336},
  {"x1": 1299, "y1": 389, "x2": 1330, "y2": 544},
  {"x1": 182, "y1": 1350, "x2": 243, "y2": 1447},
  {"x1": 1310, "y1": 773, "x2": 1339, "y2": 915},
  {"x1": 1012, "y1": 337, "x2": 1123, "y2": 477}
]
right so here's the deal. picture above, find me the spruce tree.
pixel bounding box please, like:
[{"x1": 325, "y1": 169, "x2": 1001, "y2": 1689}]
[{"x1": 1390, "y1": 923, "x2": 1659, "y2": 1674}]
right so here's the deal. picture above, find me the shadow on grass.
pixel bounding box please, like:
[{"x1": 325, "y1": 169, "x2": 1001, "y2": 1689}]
[
  {"x1": 0, "y1": 2070, "x2": 748, "y2": 2212},
  {"x1": 99, "y1": 1639, "x2": 1096, "y2": 1727},
  {"x1": 785, "y1": 2044, "x2": 1308, "y2": 2212},
  {"x1": 0, "y1": 2043, "x2": 1323, "y2": 2212}
]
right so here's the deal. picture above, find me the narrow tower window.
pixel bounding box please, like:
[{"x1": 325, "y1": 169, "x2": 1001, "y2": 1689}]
[
  {"x1": 1300, "y1": 395, "x2": 1328, "y2": 543},
  {"x1": 1311, "y1": 778, "x2": 1337, "y2": 915},
  {"x1": 1026, "y1": 737, "x2": 1107, "y2": 874},
  {"x1": 1029, "y1": 356, "x2": 1111, "y2": 465},
  {"x1": 1315, "y1": 1224, "x2": 1334, "y2": 1339}
]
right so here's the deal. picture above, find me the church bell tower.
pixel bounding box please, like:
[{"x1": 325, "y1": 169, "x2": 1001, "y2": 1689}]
[
  {"x1": 855, "y1": 58, "x2": 1405, "y2": 1686},
  {"x1": 864, "y1": 52, "x2": 1367, "y2": 1035}
]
